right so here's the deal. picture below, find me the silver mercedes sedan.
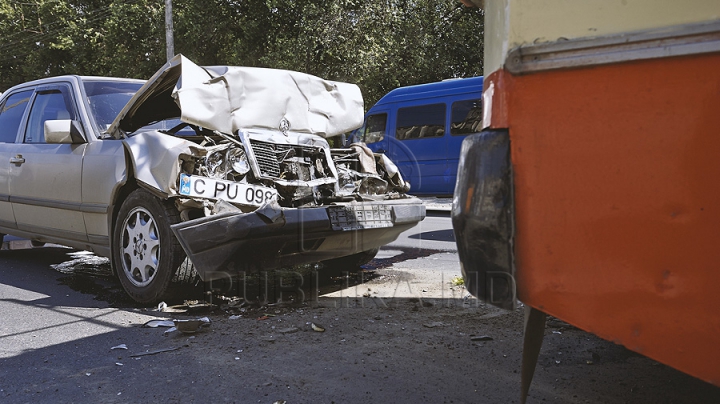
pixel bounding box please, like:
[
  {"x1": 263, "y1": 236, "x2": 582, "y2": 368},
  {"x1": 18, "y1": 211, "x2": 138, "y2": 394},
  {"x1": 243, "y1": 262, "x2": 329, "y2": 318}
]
[{"x1": 0, "y1": 55, "x2": 425, "y2": 303}]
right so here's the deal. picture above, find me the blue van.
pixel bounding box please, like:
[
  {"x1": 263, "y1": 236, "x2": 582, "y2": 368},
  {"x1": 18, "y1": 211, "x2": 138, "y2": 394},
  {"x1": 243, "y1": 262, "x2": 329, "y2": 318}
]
[{"x1": 351, "y1": 77, "x2": 484, "y2": 196}]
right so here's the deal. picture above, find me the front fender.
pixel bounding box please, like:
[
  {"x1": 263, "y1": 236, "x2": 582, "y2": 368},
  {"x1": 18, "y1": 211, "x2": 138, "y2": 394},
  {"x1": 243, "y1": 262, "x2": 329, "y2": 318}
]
[{"x1": 121, "y1": 131, "x2": 207, "y2": 197}]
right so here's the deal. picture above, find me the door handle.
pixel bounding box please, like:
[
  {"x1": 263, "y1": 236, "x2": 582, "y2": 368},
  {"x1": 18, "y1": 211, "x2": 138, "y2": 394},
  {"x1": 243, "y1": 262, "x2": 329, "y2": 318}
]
[
  {"x1": 377, "y1": 149, "x2": 386, "y2": 153},
  {"x1": 10, "y1": 155, "x2": 25, "y2": 165}
]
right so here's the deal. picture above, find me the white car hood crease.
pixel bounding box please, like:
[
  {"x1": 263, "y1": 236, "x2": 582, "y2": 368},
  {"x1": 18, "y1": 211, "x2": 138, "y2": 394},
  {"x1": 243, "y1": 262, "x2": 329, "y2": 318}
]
[{"x1": 108, "y1": 54, "x2": 364, "y2": 139}]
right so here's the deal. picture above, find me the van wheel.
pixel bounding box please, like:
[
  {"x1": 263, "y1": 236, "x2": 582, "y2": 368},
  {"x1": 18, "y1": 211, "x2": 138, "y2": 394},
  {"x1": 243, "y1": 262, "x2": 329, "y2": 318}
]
[
  {"x1": 322, "y1": 248, "x2": 380, "y2": 269},
  {"x1": 113, "y1": 188, "x2": 184, "y2": 304}
]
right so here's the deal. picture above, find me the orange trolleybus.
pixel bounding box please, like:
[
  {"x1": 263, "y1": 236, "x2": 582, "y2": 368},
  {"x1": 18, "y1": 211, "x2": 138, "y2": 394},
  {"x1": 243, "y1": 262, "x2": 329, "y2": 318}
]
[{"x1": 452, "y1": 0, "x2": 720, "y2": 399}]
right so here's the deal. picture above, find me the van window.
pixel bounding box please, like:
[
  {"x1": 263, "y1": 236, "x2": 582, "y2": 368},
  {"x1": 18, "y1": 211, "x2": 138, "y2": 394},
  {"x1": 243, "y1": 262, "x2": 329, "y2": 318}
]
[
  {"x1": 450, "y1": 99, "x2": 483, "y2": 135},
  {"x1": 362, "y1": 113, "x2": 387, "y2": 144},
  {"x1": 396, "y1": 103, "x2": 446, "y2": 140},
  {"x1": 0, "y1": 90, "x2": 32, "y2": 143}
]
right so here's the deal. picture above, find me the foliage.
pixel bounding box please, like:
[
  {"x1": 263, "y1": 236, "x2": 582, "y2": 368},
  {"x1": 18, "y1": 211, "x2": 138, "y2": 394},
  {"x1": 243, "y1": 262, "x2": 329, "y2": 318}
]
[{"x1": 0, "y1": 0, "x2": 483, "y2": 106}]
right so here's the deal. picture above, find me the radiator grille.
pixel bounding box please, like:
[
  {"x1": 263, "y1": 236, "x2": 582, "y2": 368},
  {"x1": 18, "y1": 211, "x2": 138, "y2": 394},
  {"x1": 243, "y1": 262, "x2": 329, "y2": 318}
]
[
  {"x1": 250, "y1": 140, "x2": 282, "y2": 178},
  {"x1": 249, "y1": 140, "x2": 323, "y2": 179}
]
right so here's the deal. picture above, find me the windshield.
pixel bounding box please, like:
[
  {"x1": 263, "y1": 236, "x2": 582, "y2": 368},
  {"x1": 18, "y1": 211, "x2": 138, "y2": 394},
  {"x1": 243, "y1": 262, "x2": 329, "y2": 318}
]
[
  {"x1": 83, "y1": 79, "x2": 194, "y2": 137},
  {"x1": 83, "y1": 80, "x2": 143, "y2": 132}
]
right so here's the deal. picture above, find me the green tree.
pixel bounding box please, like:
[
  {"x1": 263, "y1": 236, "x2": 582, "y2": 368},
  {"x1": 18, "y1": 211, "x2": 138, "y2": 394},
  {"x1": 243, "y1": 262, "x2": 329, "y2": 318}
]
[{"x1": 0, "y1": 0, "x2": 484, "y2": 107}]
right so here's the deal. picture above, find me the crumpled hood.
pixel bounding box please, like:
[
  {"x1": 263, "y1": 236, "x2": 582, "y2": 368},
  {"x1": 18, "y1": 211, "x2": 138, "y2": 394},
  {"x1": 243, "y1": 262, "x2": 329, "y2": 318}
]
[{"x1": 108, "y1": 54, "x2": 364, "y2": 139}]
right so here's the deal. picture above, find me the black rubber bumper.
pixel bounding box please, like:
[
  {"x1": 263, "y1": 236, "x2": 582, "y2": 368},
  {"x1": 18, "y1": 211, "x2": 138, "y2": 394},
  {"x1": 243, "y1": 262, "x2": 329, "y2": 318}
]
[
  {"x1": 171, "y1": 200, "x2": 425, "y2": 280},
  {"x1": 452, "y1": 130, "x2": 517, "y2": 310}
]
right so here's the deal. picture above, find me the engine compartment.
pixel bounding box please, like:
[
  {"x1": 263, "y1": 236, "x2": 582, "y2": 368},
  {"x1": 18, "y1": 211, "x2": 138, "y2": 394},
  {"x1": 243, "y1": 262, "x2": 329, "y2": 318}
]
[{"x1": 173, "y1": 128, "x2": 411, "y2": 215}]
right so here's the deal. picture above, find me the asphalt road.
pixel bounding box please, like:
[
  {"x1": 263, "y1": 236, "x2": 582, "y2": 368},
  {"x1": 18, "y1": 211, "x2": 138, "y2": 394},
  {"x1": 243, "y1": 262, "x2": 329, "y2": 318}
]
[{"x1": 1, "y1": 213, "x2": 720, "y2": 403}]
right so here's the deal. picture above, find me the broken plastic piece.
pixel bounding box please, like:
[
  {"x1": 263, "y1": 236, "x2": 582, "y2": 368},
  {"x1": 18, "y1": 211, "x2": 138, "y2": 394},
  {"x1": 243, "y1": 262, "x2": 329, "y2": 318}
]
[
  {"x1": 255, "y1": 198, "x2": 285, "y2": 224},
  {"x1": 212, "y1": 199, "x2": 242, "y2": 215},
  {"x1": 142, "y1": 319, "x2": 175, "y2": 328},
  {"x1": 173, "y1": 317, "x2": 211, "y2": 334}
]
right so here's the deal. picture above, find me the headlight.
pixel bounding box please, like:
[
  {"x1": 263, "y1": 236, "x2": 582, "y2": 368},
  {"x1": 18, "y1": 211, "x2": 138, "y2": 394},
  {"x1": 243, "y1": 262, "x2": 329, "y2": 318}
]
[
  {"x1": 205, "y1": 151, "x2": 225, "y2": 178},
  {"x1": 227, "y1": 147, "x2": 250, "y2": 176}
]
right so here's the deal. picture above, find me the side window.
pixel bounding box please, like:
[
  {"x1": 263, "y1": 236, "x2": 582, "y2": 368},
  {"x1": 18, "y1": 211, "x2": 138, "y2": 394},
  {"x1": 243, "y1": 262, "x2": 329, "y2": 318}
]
[
  {"x1": 0, "y1": 90, "x2": 33, "y2": 143},
  {"x1": 362, "y1": 113, "x2": 387, "y2": 144},
  {"x1": 24, "y1": 90, "x2": 75, "y2": 144},
  {"x1": 396, "y1": 103, "x2": 446, "y2": 140},
  {"x1": 450, "y1": 99, "x2": 483, "y2": 136}
]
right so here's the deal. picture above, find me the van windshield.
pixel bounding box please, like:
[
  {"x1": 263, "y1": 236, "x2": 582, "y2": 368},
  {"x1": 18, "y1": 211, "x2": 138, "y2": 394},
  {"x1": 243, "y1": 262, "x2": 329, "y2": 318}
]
[{"x1": 361, "y1": 113, "x2": 387, "y2": 144}]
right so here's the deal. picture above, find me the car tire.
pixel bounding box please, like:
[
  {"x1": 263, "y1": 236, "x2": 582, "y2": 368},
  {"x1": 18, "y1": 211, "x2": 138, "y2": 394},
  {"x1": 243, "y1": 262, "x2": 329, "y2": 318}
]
[
  {"x1": 113, "y1": 188, "x2": 185, "y2": 304},
  {"x1": 322, "y1": 248, "x2": 380, "y2": 269}
]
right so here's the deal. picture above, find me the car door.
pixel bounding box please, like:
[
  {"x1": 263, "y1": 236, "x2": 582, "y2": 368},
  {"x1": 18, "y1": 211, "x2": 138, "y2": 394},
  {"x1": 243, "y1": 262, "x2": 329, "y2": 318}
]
[
  {"x1": 0, "y1": 90, "x2": 32, "y2": 232},
  {"x1": 9, "y1": 83, "x2": 88, "y2": 243}
]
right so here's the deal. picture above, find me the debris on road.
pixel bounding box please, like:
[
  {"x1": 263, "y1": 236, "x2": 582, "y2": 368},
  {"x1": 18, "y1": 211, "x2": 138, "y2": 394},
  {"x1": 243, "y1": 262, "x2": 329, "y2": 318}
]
[
  {"x1": 311, "y1": 323, "x2": 325, "y2": 332},
  {"x1": 110, "y1": 344, "x2": 128, "y2": 350},
  {"x1": 141, "y1": 319, "x2": 175, "y2": 328},
  {"x1": 470, "y1": 335, "x2": 494, "y2": 341},
  {"x1": 173, "y1": 317, "x2": 211, "y2": 334},
  {"x1": 423, "y1": 321, "x2": 447, "y2": 328},
  {"x1": 130, "y1": 346, "x2": 183, "y2": 357}
]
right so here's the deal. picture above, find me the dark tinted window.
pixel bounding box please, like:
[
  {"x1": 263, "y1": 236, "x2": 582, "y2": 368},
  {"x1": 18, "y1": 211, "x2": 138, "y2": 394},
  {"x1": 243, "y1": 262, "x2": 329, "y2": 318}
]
[
  {"x1": 396, "y1": 103, "x2": 445, "y2": 140},
  {"x1": 362, "y1": 113, "x2": 387, "y2": 144},
  {"x1": 0, "y1": 90, "x2": 32, "y2": 143},
  {"x1": 24, "y1": 90, "x2": 75, "y2": 143},
  {"x1": 450, "y1": 99, "x2": 483, "y2": 135}
]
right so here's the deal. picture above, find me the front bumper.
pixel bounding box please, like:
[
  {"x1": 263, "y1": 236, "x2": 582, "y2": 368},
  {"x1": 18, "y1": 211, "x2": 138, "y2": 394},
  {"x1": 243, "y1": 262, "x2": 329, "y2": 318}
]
[
  {"x1": 171, "y1": 199, "x2": 426, "y2": 280},
  {"x1": 451, "y1": 130, "x2": 517, "y2": 310}
]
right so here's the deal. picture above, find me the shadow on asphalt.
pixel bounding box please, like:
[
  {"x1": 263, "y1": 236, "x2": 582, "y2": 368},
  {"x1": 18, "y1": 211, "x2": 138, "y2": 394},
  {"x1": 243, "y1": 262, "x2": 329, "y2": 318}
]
[
  {"x1": 0, "y1": 245, "x2": 446, "y2": 309},
  {"x1": 407, "y1": 229, "x2": 456, "y2": 242}
]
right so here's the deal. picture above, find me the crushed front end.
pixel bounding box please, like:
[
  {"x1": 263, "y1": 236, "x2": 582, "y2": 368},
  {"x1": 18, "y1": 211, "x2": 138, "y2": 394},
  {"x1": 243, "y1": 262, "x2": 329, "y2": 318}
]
[
  {"x1": 111, "y1": 55, "x2": 425, "y2": 280},
  {"x1": 170, "y1": 130, "x2": 424, "y2": 280}
]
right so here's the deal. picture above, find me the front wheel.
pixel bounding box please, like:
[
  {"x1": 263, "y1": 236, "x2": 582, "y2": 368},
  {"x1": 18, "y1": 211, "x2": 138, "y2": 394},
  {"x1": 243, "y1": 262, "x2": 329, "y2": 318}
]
[{"x1": 113, "y1": 188, "x2": 184, "y2": 304}]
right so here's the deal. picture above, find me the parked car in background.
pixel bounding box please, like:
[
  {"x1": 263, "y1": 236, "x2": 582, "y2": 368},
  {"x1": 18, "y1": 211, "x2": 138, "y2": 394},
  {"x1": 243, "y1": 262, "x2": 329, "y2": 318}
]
[
  {"x1": 0, "y1": 55, "x2": 425, "y2": 303},
  {"x1": 350, "y1": 77, "x2": 483, "y2": 196}
]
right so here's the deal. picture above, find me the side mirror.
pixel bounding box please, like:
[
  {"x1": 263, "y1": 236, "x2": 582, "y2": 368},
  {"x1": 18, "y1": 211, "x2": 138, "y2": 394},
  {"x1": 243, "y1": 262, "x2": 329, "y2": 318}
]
[{"x1": 44, "y1": 120, "x2": 86, "y2": 144}]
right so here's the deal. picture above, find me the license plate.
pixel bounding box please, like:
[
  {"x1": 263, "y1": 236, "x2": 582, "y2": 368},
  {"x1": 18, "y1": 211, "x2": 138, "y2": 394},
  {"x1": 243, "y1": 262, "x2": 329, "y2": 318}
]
[{"x1": 179, "y1": 174, "x2": 277, "y2": 207}]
